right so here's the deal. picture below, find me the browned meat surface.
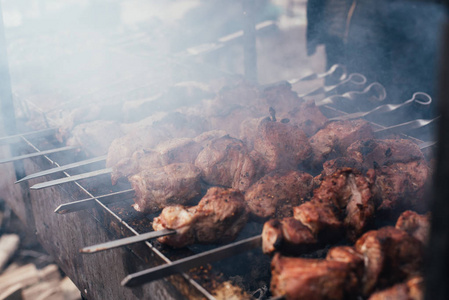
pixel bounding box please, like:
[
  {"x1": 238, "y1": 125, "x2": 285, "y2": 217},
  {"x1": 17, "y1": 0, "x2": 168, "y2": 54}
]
[
  {"x1": 355, "y1": 227, "x2": 423, "y2": 296},
  {"x1": 270, "y1": 253, "x2": 357, "y2": 300},
  {"x1": 284, "y1": 99, "x2": 328, "y2": 137},
  {"x1": 153, "y1": 187, "x2": 248, "y2": 248},
  {"x1": 317, "y1": 157, "x2": 366, "y2": 184},
  {"x1": 373, "y1": 160, "x2": 430, "y2": 211},
  {"x1": 262, "y1": 218, "x2": 317, "y2": 255},
  {"x1": 368, "y1": 276, "x2": 424, "y2": 300},
  {"x1": 129, "y1": 163, "x2": 202, "y2": 213},
  {"x1": 312, "y1": 168, "x2": 375, "y2": 241},
  {"x1": 195, "y1": 135, "x2": 259, "y2": 191},
  {"x1": 346, "y1": 139, "x2": 425, "y2": 169},
  {"x1": 252, "y1": 118, "x2": 312, "y2": 172},
  {"x1": 395, "y1": 210, "x2": 430, "y2": 245},
  {"x1": 245, "y1": 170, "x2": 313, "y2": 220},
  {"x1": 309, "y1": 119, "x2": 374, "y2": 168},
  {"x1": 293, "y1": 201, "x2": 342, "y2": 240},
  {"x1": 65, "y1": 120, "x2": 124, "y2": 156}
]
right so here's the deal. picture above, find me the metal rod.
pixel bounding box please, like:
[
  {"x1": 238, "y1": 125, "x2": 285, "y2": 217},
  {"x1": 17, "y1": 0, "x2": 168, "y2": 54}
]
[
  {"x1": 122, "y1": 235, "x2": 262, "y2": 287},
  {"x1": 54, "y1": 189, "x2": 135, "y2": 214},
  {"x1": 0, "y1": 127, "x2": 57, "y2": 145},
  {"x1": 30, "y1": 167, "x2": 112, "y2": 190},
  {"x1": 0, "y1": 146, "x2": 78, "y2": 164},
  {"x1": 81, "y1": 229, "x2": 176, "y2": 254},
  {"x1": 16, "y1": 155, "x2": 106, "y2": 183}
]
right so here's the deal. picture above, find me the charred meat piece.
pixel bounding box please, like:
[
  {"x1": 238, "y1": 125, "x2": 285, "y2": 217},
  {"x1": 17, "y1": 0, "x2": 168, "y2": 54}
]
[
  {"x1": 262, "y1": 218, "x2": 317, "y2": 255},
  {"x1": 245, "y1": 170, "x2": 314, "y2": 220},
  {"x1": 252, "y1": 118, "x2": 312, "y2": 172},
  {"x1": 270, "y1": 253, "x2": 358, "y2": 300},
  {"x1": 315, "y1": 157, "x2": 366, "y2": 185},
  {"x1": 395, "y1": 210, "x2": 430, "y2": 245},
  {"x1": 309, "y1": 119, "x2": 374, "y2": 168},
  {"x1": 284, "y1": 99, "x2": 328, "y2": 137},
  {"x1": 153, "y1": 187, "x2": 248, "y2": 248},
  {"x1": 368, "y1": 276, "x2": 424, "y2": 300},
  {"x1": 346, "y1": 139, "x2": 425, "y2": 170},
  {"x1": 326, "y1": 246, "x2": 365, "y2": 284},
  {"x1": 373, "y1": 160, "x2": 430, "y2": 211},
  {"x1": 195, "y1": 135, "x2": 259, "y2": 191},
  {"x1": 129, "y1": 163, "x2": 202, "y2": 214},
  {"x1": 355, "y1": 227, "x2": 423, "y2": 296},
  {"x1": 312, "y1": 168, "x2": 375, "y2": 241}
]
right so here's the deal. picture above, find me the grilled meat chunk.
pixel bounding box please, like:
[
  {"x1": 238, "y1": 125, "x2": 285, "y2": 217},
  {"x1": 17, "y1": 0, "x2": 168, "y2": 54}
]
[
  {"x1": 195, "y1": 135, "x2": 259, "y2": 191},
  {"x1": 395, "y1": 210, "x2": 430, "y2": 245},
  {"x1": 129, "y1": 163, "x2": 202, "y2": 213},
  {"x1": 309, "y1": 119, "x2": 374, "y2": 168},
  {"x1": 261, "y1": 81, "x2": 303, "y2": 117},
  {"x1": 252, "y1": 118, "x2": 312, "y2": 172},
  {"x1": 355, "y1": 227, "x2": 423, "y2": 296},
  {"x1": 346, "y1": 139, "x2": 425, "y2": 169},
  {"x1": 312, "y1": 168, "x2": 375, "y2": 241},
  {"x1": 270, "y1": 253, "x2": 358, "y2": 300},
  {"x1": 262, "y1": 218, "x2": 317, "y2": 255},
  {"x1": 373, "y1": 160, "x2": 430, "y2": 211},
  {"x1": 245, "y1": 170, "x2": 313, "y2": 220},
  {"x1": 368, "y1": 276, "x2": 424, "y2": 300},
  {"x1": 153, "y1": 187, "x2": 248, "y2": 248},
  {"x1": 284, "y1": 99, "x2": 328, "y2": 137}
]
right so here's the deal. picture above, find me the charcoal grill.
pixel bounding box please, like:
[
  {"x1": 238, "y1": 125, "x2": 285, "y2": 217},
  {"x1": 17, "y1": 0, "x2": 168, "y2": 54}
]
[{"x1": 0, "y1": 2, "x2": 439, "y2": 300}]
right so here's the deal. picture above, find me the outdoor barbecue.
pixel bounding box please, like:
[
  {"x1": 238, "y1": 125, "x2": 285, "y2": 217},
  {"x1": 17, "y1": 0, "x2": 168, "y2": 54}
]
[{"x1": 0, "y1": 1, "x2": 447, "y2": 300}]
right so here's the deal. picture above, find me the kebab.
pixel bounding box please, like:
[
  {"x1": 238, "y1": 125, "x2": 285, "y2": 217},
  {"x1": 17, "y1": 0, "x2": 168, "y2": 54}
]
[{"x1": 270, "y1": 210, "x2": 429, "y2": 300}]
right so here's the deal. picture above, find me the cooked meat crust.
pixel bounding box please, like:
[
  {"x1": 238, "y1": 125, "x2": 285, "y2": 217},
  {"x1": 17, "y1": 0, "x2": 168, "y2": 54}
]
[{"x1": 153, "y1": 187, "x2": 248, "y2": 248}]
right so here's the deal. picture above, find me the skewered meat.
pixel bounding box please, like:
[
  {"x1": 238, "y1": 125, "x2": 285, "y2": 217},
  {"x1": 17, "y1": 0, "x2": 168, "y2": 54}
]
[
  {"x1": 263, "y1": 168, "x2": 375, "y2": 254},
  {"x1": 395, "y1": 210, "x2": 430, "y2": 245},
  {"x1": 129, "y1": 163, "x2": 202, "y2": 213},
  {"x1": 262, "y1": 218, "x2": 317, "y2": 254},
  {"x1": 368, "y1": 276, "x2": 423, "y2": 300},
  {"x1": 251, "y1": 117, "x2": 312, "y2": 172},
  {"x1": 153, "y1": 187, "x2": 248, "y2": 248},
  {"x1": 355, "y1": 227, "x2": 423, "y2": 296},
  {"x1": 283, "y1": 99, "x2": 328, "y2": 137},
  {"x1": 261, "y1": 81, "x2": 303, "y2": 116},
  {"x1": 373, "y1": 160, "x2": 430, "y2": 212},
  {"x1": 309, "y1": 119, "x2": 374, "y2": 168},
  {"x1": 326, "y1": 246, "x2": 365, "y2": 291},
  {"x1": 346, "y1": 139, "x2": 426, "y2": 169},
  {"x1": 245, "y1": 170, "x2": 313, "y2": 220},
  {"x1": 270, "y1": 253, "x2": 358, "y2": 300},
  {"x1": 194, "y1": 135, "x2": 260, "y2": 191}
]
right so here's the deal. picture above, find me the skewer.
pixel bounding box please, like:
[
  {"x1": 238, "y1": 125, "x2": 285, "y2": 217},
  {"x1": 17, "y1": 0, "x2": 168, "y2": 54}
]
[
  {"x1": 0, "y1": 127, "x2": 57, "y2": 146},
  {"x1": 121, "y1": 235, "x2": 262, "y2": 287},
  {"x1": 330, "y1": 92, "x2": 432, "y2": 121},
  {"x1": 80, "y1": 229, "x2": 176, "y2": 253},
  {"x1": 0, "y1": 146, "x2": 78, "y2": 164},
  {"x1": 297, "y1": 73, "x2": 367, "y2": 98},
  {"x1": 30, "y1": 167, "x2": 112, "y2": 190},
  {"x1": 15, "y1": 155, "x2": 107, "y2": 184},
  {"x1": 374, "y1": 117, "x2": 439, "y2": 137},
  {"x1": 54, "y1": 189, "x2": 134, "y2": 214},
  {"x1": 288, "y1": 64, "x2": 347, "y2": 84},
  {"x1": 316, "y1": 82, "x2": 386, "y2": 107}
]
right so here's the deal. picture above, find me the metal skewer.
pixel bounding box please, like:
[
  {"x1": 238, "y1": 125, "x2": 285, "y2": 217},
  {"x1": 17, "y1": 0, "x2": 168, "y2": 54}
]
[
  {"x1": 81, "y1": 229, "x2": 177, "y2": 253},
  {"x1": 316, "y1": 82, "x2": 386, "y2": 107},
  {"x1": 0, "y1": 145, "x2": 78, "y2": 164},
  {"x1": 54, "y1": 189, "x2": 135, "y2": 214},
  {"x1": 330, "y1": 92, "x2": 432, "y2": 121},
  {"x1": 15, "y1": 155, "x2": 107, "y2": 183},
  {"x1": 374, "y1": 117, "x2": 439, "y2": 137},
  {"x1": 297, "y1": 73, "x2": 367, "y2": 98},
  {"x1": 30, "y1": 167, "x2": 112, "y2": 190},
  {"x1": 121, "y1": 235, "x2": 262, "y2": 287},
  {"x1": 288, "y1": 64, "x2": 347, "y2": 84},
  {"x1": 0, "y1": 127, "x2": 57, "y2": 145}
]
